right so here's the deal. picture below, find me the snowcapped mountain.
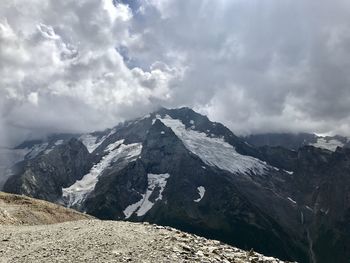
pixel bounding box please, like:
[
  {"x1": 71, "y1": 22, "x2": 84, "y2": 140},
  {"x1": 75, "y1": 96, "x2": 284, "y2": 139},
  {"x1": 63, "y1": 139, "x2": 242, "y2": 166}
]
[
  {"x1": 310, "y1": 135, "x2": 348, "y2": 151},
  {"x1": 2, "y1": 107, "x2": 350, "y2": 263},
  {"x1": 244, "y1": 132, "x2": 349, "y2": 152}
]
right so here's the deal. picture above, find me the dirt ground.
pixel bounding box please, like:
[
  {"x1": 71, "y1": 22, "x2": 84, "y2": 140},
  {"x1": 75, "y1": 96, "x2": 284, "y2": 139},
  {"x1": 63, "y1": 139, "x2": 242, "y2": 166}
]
[{"x1": 0, "y1": 192, "x2": 288, "y2": 263}]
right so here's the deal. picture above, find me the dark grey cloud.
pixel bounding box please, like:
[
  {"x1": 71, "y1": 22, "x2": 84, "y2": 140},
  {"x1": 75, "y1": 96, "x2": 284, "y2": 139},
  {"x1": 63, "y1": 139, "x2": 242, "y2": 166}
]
[
  {"x1": 1, "y1": 0, "x2": 350, "y2": 146},
  {"x1": 126, "y1": 0, "x2": 350, "y2": 135}
]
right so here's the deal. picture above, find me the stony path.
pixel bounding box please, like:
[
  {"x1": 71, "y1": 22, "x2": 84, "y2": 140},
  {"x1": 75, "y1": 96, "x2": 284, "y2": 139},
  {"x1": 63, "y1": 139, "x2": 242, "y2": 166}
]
[{"x1": 0, "y1": 220, "x2": 289, "y2": 263}]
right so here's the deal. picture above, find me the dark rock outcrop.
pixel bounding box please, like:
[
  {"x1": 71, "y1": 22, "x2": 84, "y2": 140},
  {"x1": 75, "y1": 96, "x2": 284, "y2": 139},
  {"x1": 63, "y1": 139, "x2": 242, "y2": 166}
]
[{"x1": 4, "y1": 138, "x2": 91, "y2": 202}]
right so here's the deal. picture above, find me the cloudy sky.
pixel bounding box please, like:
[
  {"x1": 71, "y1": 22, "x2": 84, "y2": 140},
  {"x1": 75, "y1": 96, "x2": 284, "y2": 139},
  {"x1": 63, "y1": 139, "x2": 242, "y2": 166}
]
[{"x1": 1, "y1": 0, "x2": 350, "y2": 146}]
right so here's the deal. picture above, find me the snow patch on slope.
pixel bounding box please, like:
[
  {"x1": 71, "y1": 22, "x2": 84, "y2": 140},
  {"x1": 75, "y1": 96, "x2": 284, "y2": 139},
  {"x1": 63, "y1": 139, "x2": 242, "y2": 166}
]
[
  {"x1": 54, "y1": 140, "x2": 64, "y2": 146},
  {"x1": 124, "y1": 173, "x2": 170, "y2": 219},
  {"x1": 194, "y1": 186, "x2": 205, "y2": 202},
  {"x1": 44, "y1": 140, "x2": 65, "y2": 155},
  {"x1": 310, "y1": 138, "x2": 344, "y2": 151},
  {"x1": 79, "y1": 129, "x2": 116, "y2": 153},
  {"x1": 79, "y1": 134, "x2": 103, "y2": 153},
  {"x1": 26, "y1": 143, "x2": 49, "y2": 159},
  {"x1": 287, "y1": 197, "x2": 297, "y2": 205},
  {"x1": 62, "y1": 140, "x2": 142, "y2": 207},
  {"x1": 158, "y1": 116, "x2": 267, "y2": 175}
]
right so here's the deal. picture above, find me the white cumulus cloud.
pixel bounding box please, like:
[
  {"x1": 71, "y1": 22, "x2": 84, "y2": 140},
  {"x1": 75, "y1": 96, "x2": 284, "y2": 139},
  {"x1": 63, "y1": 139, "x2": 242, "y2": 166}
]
[
  {"x1": 0, "y1": 0, "x2": 181, "y2": 146},
  {"x1": 2, "y1": 0, "x2": 350, "y2": 146}
]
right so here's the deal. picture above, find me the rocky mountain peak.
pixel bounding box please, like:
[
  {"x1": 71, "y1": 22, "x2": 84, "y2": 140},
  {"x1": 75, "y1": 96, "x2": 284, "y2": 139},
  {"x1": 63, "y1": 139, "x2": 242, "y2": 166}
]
[{"x1": 1, "y1": 107, "x2": 350, "y2": 262}]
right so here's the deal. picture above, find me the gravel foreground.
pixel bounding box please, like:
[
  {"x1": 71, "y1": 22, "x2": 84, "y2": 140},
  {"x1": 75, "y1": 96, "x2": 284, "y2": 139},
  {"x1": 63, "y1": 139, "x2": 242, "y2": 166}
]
[{"x1": 0, "y1": 220, "x2": 291, "y2": 263}]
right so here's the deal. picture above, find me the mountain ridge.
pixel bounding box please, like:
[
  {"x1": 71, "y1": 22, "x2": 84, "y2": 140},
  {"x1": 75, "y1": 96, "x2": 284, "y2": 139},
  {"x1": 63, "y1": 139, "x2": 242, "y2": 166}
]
[
  {"x1": 1, "y1": 107, "x2": 350, "y2": 263},
  {"x1": 244, "y1": 132, "x2": 349, "y2": 152}
]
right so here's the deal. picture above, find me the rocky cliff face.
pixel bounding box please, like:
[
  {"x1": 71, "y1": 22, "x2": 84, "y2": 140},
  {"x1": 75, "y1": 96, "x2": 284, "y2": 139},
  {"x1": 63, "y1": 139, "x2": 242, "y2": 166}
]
[
  {"x1": 290, "y1": 147, "x2": 350, "y2": 263},
  {"x1": 4, "y1": 138, "x2": 91, "y2": 202},
  {"x1": 2, "y1": 107, "x2": 350, "y2": 263}
]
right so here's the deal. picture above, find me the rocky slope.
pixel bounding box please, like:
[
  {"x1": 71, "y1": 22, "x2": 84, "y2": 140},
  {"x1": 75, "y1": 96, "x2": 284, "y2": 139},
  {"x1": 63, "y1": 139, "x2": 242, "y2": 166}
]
[
  {"x1": 0, "y1": 192, "x2": 92, "y2": 225},
  {"x1": 0, "y1": 220, "x2": 290, "y2": 263},
  {"x1": 2, "y1": 107, "x2": 350, "y2": 262},
  {"x1": 0, "y1": 147, "x2": 29, "y2": 189},
  {"x1": 4, "y1": 139, "x2": 91, "y2": 203}
]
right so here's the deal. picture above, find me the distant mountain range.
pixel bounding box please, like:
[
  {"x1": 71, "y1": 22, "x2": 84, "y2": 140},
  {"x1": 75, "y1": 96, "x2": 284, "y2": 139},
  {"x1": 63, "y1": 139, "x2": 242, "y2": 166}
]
[
  {"x1": 244, "y1": 133, "x2": 349, "y2": 152},
  {"x1": 1, "y1": 107, "x2": 350, "y2": 263}
]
